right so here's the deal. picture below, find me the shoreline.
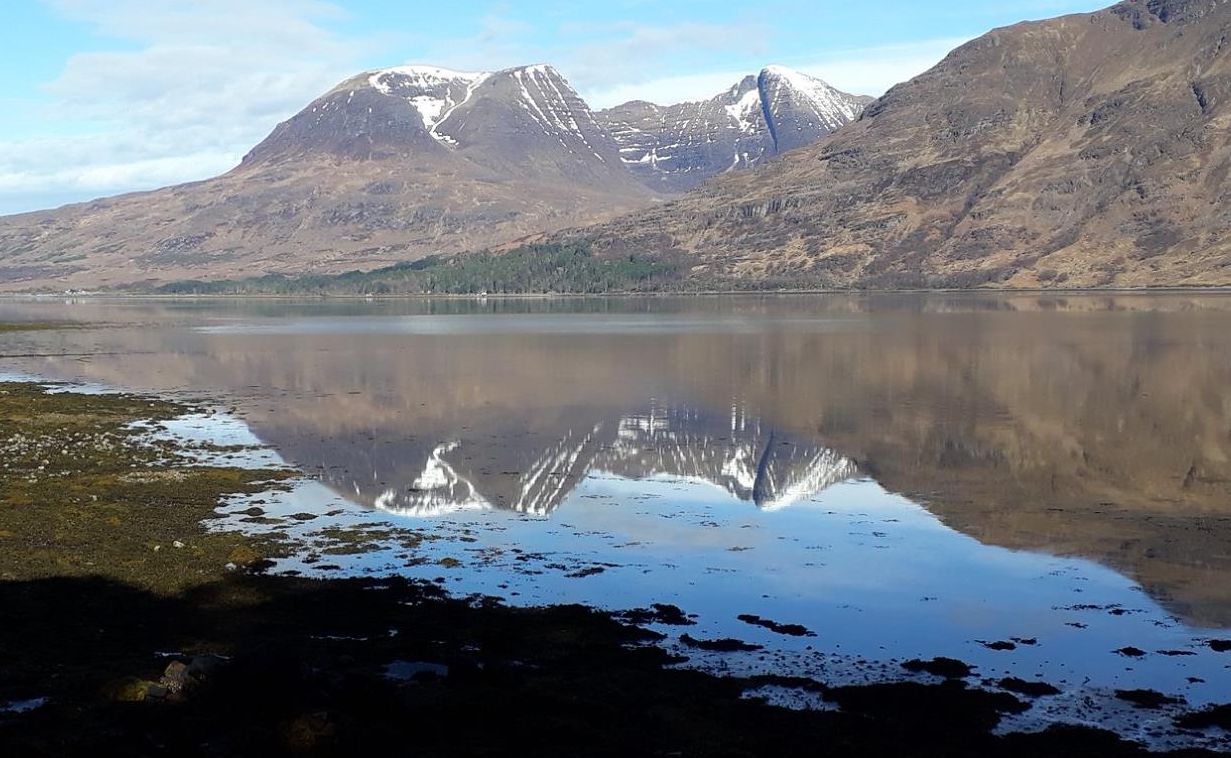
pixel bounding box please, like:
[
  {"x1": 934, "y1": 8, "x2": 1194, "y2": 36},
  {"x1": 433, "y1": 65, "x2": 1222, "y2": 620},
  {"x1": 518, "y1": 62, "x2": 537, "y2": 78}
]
[{"x1": 5, "y1": 286, "x2": 1231, "y2": 302}]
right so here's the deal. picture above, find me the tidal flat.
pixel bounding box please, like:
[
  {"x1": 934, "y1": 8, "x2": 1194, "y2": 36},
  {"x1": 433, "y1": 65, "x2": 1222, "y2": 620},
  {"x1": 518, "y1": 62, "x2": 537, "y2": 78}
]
[{"x1": 3, "y1": 296, "x2": 1231, "y2": 755}]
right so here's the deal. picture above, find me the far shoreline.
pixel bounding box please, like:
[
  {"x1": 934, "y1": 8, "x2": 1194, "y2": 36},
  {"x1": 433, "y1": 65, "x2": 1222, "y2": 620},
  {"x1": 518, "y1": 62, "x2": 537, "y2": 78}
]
[{"x1": 5, "y1": 285, "x2": 1231, "y2": 301}]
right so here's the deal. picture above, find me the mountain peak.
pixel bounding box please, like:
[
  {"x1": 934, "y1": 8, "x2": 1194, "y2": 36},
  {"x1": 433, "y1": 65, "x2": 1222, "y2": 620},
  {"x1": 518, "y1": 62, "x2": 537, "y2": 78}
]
[
  {"x1": 596, "y1": 65, "x2": 868, "y2": 192},
  {"x1": 369, "y1": 64, "x2": 486, "y2": 82},
  {"x1": 249, "y1": 61, "x2": 618, "y2": 163},
  {"x1": 506, "y1": 63, "x2": 558, "y2": 75},
  {"x1": 0, "y1": 59, "x2": 864, "y2": 289},
  {"x1": 756, "y1": 65, "x2": 866, "y2": 151},
  {"x1": 362, "y1": 66, "x2": 491, "y2": 138},
  {"x1": 760, "y1": 63, "x2": 802, "y2": 77}
]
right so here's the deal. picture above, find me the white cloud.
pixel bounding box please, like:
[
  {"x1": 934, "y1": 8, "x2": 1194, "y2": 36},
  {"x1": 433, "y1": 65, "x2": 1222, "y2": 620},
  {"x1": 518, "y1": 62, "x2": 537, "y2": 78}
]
[
  {"x1": 0, "y1": 0, "x2": 364, "y2": 215},
  {"x1": 404, "y1": 17, "x2": 771, "y2": 101},
  {"x1": 0, "y1": 143, "x2": 239, "y2": 196},
  {"x1": 0, "y1": 127, "x2": 246, "y2": 214},
  {"x1": 562, "y1": 22, "x2": 772, "y2": 91},
  {"x1": 585, "y1": 71, "x2": 756, "y2": 110},
  {"x1": 791, "y1": 37, "x2": 973, "y2": 96},
  {"x1": 44, "y1": 0, "x2": 348, "y2": 48}
]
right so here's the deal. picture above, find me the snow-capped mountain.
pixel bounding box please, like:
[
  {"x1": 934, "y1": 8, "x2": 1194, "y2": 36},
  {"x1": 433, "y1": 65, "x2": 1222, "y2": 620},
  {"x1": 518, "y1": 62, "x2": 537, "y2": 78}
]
[
  {"x1": 0, "y1": 61, "x2": 867, "y2": 291},
  {"x1": 250, "y1": 62, "x2": 865, "y2": 186},
  {"x1": 597, "y1": 66, "x2": 870, "y2": 192},
  {"x1": 244, "y1": 63, "x2": 638, "y2": 190},
  {"x1": 241, "y1": 66, "x2": 466, "y2": 163}
]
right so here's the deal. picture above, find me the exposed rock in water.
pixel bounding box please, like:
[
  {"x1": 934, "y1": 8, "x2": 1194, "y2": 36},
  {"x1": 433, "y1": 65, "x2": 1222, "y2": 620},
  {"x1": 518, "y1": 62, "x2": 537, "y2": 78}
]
[
  {"x1": 901, "y1": 657, "x2": 974, "y2": 679},
  {"x1": 736, "y1": 613, "x2": 816, "y2": 637},
  {"x1": 617, "y1": 603, "x2": 696, "y2": 626},
  {"x1": 1176, "y1": 703, "x2": 1231, "y2": 731},
  {"x1": 1114, "y1": 689, "x2": 1185, "y2": 709},
  {"x1": 679, "y1": 633, "x2": 763, "y2": 652}
]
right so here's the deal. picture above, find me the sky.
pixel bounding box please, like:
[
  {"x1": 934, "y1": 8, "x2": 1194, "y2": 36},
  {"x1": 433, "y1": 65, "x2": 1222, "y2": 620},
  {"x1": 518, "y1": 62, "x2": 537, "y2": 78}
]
[{"x1": 0, "y1": 0, "x2": 1109, "y2": 215}]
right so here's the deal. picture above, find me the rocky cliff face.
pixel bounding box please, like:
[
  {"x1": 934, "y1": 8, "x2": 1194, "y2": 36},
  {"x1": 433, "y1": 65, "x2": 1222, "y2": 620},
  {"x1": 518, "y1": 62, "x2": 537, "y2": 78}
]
[
  {"x1": 597, "y1": 66, "x2": 868, "y2": 192},
  {"x1": 574, "y1": 0, "x2": 1231, "y2": 288}
]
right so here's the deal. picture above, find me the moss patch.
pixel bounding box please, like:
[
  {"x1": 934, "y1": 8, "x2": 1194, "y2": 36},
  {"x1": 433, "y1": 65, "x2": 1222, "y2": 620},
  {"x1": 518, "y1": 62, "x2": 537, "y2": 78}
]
[{"x1": 0, "y1": 382, "x2": 291, "y2": 593}]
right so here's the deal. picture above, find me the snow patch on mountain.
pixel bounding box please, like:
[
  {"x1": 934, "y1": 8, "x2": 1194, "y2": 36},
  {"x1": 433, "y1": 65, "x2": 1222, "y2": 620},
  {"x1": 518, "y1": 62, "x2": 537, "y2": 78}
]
[
  {"x1": 724, "y1": 86, "x2": 764, "y2": 134},
  {"x1": 505, "y1": 65, "x2": 609, "y2": 163},
  {"x1": 367, "y1": 65, "x2": 490, "y2": 144}
]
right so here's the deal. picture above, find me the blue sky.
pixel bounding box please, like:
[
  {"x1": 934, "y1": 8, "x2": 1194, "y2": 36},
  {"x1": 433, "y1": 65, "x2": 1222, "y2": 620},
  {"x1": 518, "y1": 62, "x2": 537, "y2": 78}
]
[{"x1": 0, "y1": 0, "x2": 1108, "y2": 215}]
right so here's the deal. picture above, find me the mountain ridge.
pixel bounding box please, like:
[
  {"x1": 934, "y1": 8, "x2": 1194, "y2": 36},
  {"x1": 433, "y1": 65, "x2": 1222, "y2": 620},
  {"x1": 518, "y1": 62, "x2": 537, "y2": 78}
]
[{"x1": 597, "y1": 65, "x2": 869, "y2": 192}]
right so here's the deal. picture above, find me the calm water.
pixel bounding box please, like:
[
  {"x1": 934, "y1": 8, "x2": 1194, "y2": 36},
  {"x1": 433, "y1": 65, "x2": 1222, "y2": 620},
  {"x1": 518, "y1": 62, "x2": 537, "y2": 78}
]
[{"x1": 3, "y1": 294, "x2": 1231, "y2": 744}]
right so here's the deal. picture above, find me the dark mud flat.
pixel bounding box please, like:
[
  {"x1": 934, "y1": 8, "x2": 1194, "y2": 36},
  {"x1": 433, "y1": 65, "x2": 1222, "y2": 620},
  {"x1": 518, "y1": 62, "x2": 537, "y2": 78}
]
[
  {"x1": 2, "y1": 574, "x2": 1221, "y2": 758},
  {"x1": 0, "y1": 377, "x2": 1225, "y2": 756}
]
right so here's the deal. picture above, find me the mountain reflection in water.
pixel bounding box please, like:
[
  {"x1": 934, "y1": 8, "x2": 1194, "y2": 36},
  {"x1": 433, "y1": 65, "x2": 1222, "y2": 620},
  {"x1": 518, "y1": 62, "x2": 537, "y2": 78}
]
[
  {"x1": 2, "y1": 293, "x2": 1231, "y2": 627},
  {"x1": 369, "y1": 404, "x2": 859, "y2": 517}
]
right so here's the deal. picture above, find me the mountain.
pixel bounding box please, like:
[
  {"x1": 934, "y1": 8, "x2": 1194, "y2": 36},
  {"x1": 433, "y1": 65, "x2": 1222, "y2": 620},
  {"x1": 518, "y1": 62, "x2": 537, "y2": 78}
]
[
  {"x1": 0, "y1": 64, "x2": 655, "y2": 291},
  {"x1": 570, "y1": 0, "x2": 1231, "y2": 288},
  {"x1": 597, "y1": 66, "x2": 870, "y2": 192},
  {"x1": 0, "y1": 62, "x2": 865, "y2": 292}
]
